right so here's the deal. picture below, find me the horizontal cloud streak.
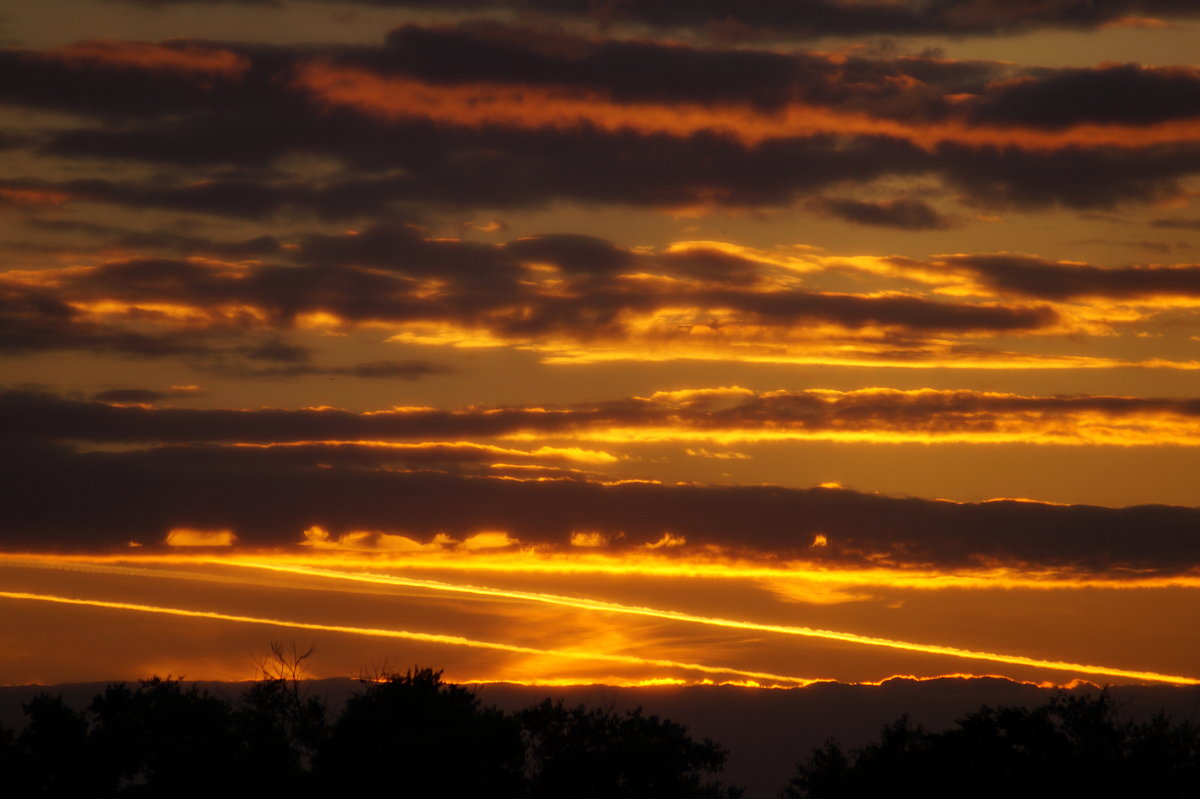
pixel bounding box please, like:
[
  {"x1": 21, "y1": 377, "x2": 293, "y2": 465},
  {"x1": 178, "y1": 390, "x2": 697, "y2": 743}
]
[
  {"x1": 4, "y1": 388, "x2": 1200, "y2": 572},
  {"x1": 2, "y1": 232, "x2": 1079, "y2": 367},
  {"x1": 7, "y1": 387, "x2": 1200, "y2": 446},
  {"x1": 4, "y1": 28, "x2": 1200, "y2": 218},
  {"x1": 5, "y1": 436, "x2": 1200, "y2": 573},
  {"x1": 106, "y1": 0, "x2": 1200, "y2": 39},
  {"x1": 931, "y1": 253, "x2": 1200, "y2": 300}
]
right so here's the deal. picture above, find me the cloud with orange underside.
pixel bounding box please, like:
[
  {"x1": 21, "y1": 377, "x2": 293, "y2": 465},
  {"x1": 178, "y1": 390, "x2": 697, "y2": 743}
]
[
  {"x1": 293, "y1": 60, "x2": 1200, "y2": 153},
  {"x1": 6, "y1": 29, "x2": 1200, "y2": 217},
  {"x1": 11, "y1": 246, "x2": 1194, "y2": 371},
  {"x1": 0, "y1": 241, "x2": 1086, "y2": 370},
  {"x1": 10, "y1": 385, "x2": 1200, "y2": 448},
  {"x1": 8, "y1": 428, "x2": 1200, "y2": 571}
]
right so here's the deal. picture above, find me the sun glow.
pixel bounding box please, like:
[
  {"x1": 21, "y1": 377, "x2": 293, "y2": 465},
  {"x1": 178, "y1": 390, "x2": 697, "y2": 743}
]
[{"x1": 0, "y1": 589, "x2": 821, "y2": 686}]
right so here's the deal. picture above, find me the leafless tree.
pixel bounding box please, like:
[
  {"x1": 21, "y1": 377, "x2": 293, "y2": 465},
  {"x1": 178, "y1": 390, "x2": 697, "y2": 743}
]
[{"x1": 253, "y1": 640, "x2": 317, "y2": 702}]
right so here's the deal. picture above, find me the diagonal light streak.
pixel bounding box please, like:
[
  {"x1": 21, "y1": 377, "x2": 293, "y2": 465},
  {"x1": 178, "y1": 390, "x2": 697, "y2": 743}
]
[
  {"x1": 4, "y1": 553, "x2": 1196, "y2": 685},
  {"x1": 0, "y1": 590, "x2": 818, "y2": 686},
  {"x1": 219, "y1": 558, "x2": 1200, "y2": 685}
]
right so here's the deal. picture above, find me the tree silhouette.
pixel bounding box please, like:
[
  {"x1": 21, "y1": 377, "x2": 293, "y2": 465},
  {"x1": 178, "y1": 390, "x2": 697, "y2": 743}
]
[
  {"x1": 5, "y1": 692, "x2": 95, "y2": 796},
  {"x1": 234, "y1": 677, "x2": 327, "y2": 793},
  {"x1": 520, "y1": 698, "x2": 742, "y2": 799},
  {"x1": 237, "y1": 640, "x2": 327, "y2": 791},
  {"x1": 782, "y1": 691, "x2": 1200, "y2": 799},
  {"x1": 88, "y1": 677, "x2": 242, "y2": 796},
  {"x1": 313, "y1": 667, "x2": 524, "y2": 798},
  {"x1": 9, "y1": 669, "x2": 1200, "y2": 799}
]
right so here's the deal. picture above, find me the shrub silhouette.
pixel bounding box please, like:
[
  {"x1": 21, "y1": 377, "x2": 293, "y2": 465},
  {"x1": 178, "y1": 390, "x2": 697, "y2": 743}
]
[{"x1": 782, "y1": 691, "x2": 1200, "y2": 799}]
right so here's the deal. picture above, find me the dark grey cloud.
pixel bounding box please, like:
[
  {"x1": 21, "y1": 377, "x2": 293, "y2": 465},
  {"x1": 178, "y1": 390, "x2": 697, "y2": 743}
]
[
  {"x1": 0, "y1": 235, "x2": 1058, "y2": 352},
  {"x1": 58, "y1": 177, "x2": 302, "y2": 220},
  {"x1": 0, "y1": 282, "x2": 268, "y2": 360},
  {"x1": 89, "y1": 387, "x2": 203, "y2": 403},
  {"x1": 5, "y1": 387, "x2": 1197, "y2": 447},
  {"x1": 936, "y1": 141, "x2": 1200, "y2": 210},
  {"x1": 4, "y1": 430, "x2": 1199, "y2": 573},
  {"x1": 25, "y1": 131, "x2": 1193, "y2": 220},
  {"x1": 108, "y1": 0, "x2": 1200, "y2": 39},
  {"x1": 5, "y1": 131, "x2": 933, "y2": 218},
  {"x1": 13, "y1": 30, "x2": 1194, "y2": 137},
  {"x1": 0, "y1": 389, "x2": 581, "y2": 444},
  {"x1": 376, "y1": 22, "x2": 806, "y2": 111},
  {"x1": 0, "y1": 276, "x2": 460, "y2": 379},
  {"x1": 16, "y1": 221, "x2": 284, "y2": 260},
  {"x1": 4, "y1": 29, "x2": 1199, "y2": 218},
  {"x1": 964, "y1": 64, "x2": 1200, "y2": 130},
  {"x1": 90, "y1": 388, "x2": 173, "y2": 403},
  {"x1": 807, "y1": 196, "x2": 952, "y2": 230},
  {"x1": 938, "y1": 253, "x2": 1200, "y2": 299},
  {"x1": 0, "y1": 44, "x2": 255, "y2": 119}
]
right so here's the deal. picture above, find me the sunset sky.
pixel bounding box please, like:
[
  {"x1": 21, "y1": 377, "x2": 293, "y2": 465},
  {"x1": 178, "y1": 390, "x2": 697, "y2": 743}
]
[{"x1": 2, "y1": 0, "x2": 1200, "y2": 689}]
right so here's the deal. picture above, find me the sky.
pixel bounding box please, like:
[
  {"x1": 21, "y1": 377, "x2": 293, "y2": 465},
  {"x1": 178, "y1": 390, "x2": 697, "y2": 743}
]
[{"x1": 2, "y1": 0, "x2": 1200, "y2": 689}]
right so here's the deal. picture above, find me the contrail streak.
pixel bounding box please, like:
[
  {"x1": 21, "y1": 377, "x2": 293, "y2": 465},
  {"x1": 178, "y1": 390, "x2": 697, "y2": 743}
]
[
  {"x1": 0, "y1": 590, "x2": 817, "y2": 686},
  {"x1": 4, "y1": 554, "x2": 1196, "y2": 685},
  {"x1": 220, "y1": 559, "x2": 1200, "y2": 685}
]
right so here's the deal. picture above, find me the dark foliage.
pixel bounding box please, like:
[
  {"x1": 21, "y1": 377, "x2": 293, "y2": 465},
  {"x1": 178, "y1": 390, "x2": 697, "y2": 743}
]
[
  {"x1": 783, "y1": 692, "x2": 1200, "y2": 799},
  {"x1": 0, "y1": 666, "x2": 738, "y2": 798},
  {"x1": 314, "y1": 668, "x2": 525, "y2": 798},
  {"x1": 521, "y1": 698, "x2": 742, "y2": 799}
]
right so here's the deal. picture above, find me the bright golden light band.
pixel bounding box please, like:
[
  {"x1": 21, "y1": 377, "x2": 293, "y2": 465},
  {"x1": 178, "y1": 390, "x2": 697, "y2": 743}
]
[
  {"x1": 0, "y1": 590, "x2": 817, "y2": 686},
  {"x1": 3, "y1": 553, "x2": 1197, "y2": 686},
  {"x1": 218, "y1": 559, "x2": 1200, "y2": 686}
]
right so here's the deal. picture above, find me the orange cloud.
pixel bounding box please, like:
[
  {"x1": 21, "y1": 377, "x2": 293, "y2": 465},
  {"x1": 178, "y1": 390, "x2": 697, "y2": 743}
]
[
  {"x1": 165, "y1": 528, "x2": 236, "y2": 546},
  {"x1": 1102, "y1": 16, "x2": 1174, "y2": 29},
  {"x1": 53, "y1": 40, "x2": 250, "y2": 78},
  {"x1": 233, "y1": 440, "x2": 617, "y2": 465},
  {"x1": 0, "y1": 187, "x2": 71, "y2": 207},
  {"x1": 294, "y1": 62, "x2": 1200, "y2": 153}
]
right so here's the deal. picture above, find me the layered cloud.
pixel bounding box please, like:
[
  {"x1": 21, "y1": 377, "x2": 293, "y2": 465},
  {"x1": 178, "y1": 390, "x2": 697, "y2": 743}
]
[
  {"x1": 908, "y1": 253, "x2": 1200, "y2": 301},
  {"x1": 7, "y1": 223, "x2": 1200, "y2": 369},
  {"x1": 5, "y1": 407, "x2": 1200, "y2": 574},
  {"x1": 3, "y1": 26, "x2": 1200, "y2": 220},
  {"x1": 8, "y1": 384, "x2": 1199, "y2": 569},
  {"x1": 4, "y1": 0, "x2": 1200, "y2": 693},
  {"x1": 8, "y1": 386, "x2": 1200, "y2": 447}
]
